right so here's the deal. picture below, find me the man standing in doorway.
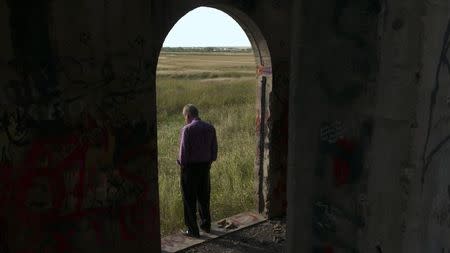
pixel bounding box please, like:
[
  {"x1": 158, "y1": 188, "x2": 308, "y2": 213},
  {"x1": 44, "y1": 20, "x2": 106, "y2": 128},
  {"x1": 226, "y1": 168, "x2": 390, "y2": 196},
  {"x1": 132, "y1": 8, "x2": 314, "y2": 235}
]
[{"x1": 177, "y1": 104, "x2": 218, "y2": 238}]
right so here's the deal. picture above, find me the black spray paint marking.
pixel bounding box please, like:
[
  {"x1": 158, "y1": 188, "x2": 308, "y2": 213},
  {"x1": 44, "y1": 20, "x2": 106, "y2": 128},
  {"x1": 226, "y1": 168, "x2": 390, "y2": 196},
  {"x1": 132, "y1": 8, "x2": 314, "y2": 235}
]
[{"x1": 421, "y1": 19, "x2": 450, "y2": 188}]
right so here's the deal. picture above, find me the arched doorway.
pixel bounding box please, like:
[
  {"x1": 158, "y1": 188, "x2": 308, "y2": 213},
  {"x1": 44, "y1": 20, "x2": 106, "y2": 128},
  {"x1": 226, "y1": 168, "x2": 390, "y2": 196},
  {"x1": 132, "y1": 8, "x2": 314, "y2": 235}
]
[{"x1": 156, "y1": 5, "x2": 273, "y2": 236}]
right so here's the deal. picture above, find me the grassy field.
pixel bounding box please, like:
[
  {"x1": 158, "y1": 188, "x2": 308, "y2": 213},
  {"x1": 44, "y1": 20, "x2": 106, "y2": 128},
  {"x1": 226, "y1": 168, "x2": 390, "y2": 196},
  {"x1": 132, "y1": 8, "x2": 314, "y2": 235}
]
[{"x1": 157, "y1": 51, "x2": 257, "y2": 236}]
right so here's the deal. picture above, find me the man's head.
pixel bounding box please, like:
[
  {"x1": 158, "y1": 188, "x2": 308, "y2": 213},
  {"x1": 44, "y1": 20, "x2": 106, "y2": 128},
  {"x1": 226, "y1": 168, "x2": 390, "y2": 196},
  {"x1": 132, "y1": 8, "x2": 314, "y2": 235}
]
[{"x1": 182, "y1": 104, "x2": 199, "y2": 124}]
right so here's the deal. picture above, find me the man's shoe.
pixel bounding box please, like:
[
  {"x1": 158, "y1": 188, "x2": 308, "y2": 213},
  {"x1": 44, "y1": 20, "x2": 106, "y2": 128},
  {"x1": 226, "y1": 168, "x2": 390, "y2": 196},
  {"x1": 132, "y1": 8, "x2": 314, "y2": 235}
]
[{"x1": 180, "y1": 229, "x2": 200, "y2": 238}]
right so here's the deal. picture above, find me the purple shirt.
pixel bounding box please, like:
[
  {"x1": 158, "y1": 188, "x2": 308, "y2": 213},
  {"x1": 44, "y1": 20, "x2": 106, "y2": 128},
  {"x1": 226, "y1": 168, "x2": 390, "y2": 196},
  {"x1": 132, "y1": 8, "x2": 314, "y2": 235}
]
[{"x1": 178, "y1": 118, "x2": 218, "y2": 166}]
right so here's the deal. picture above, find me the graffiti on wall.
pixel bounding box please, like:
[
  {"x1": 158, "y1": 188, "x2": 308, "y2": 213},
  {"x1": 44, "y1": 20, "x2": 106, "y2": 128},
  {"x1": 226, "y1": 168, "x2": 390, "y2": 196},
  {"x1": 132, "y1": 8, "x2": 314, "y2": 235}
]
[
  {"x1": 313, "y1": 200, "x2": 364, "y2": 253},
  {"x1": 0, "y1": 108, "x2": 156, "y2": 252},
  {"x1": 0, "y1": 104, "x2": 156, "y2": 252},
  {"x1": 316, "y1": 120, "x2": 372, "y2": 186},
  {"x1": 421, "y1": 19, "x2": 450, "y2": 186},
  {"x1": 1, "y1": 2, "x2": 158, "y2": 251},
  {"x1": 314, "y1": 119, "x2": 372, "y2": 252}
]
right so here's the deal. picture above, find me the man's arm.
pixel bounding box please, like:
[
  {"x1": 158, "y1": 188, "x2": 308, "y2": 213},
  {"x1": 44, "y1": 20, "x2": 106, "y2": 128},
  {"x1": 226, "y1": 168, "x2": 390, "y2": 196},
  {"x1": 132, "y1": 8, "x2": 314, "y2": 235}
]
[
  {"x1": 211, "y1": 127, "x2": 218, "y2": 162},
  {"x1": 178, "y1": 127, "x2": 189, "y2": 166}
]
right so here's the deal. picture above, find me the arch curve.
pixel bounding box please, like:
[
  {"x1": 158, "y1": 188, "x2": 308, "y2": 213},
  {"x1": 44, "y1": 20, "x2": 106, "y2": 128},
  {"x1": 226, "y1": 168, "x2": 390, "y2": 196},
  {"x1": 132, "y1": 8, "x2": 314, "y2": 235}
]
[{"x1": 156, "y1": 5, "x2": 273, "y2": 216}]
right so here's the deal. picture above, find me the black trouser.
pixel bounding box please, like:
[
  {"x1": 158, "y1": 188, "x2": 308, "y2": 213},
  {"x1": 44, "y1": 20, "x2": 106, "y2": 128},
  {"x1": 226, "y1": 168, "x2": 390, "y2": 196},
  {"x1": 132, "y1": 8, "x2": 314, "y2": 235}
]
[{"x1": 180, "y1": 162, "x2": 211, "y2": 234}]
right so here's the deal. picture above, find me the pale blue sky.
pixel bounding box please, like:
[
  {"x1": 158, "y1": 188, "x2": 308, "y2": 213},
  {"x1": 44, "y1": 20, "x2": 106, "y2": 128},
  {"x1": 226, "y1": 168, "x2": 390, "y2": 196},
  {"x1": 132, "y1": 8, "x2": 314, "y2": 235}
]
[{"x1": 163, "y1": 7, "x2": 251, "y2": 47}]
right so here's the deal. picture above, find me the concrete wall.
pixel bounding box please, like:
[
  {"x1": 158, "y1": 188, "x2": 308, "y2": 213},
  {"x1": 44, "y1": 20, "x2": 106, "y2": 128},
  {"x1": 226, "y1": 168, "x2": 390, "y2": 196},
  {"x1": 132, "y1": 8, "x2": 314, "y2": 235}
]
[
  {"x1": 364, "y1": 0, "x2": 423, "y2": 252},
  {"x1": 0, "y1": 0, "x2": 290, "y2": 252},
  {"x1": 288, "y1": 0, "x2": 450, "y2": 252},
  {"x1": 0, "y1": 0, "x2": 159, "y2": 252},
  {"x1": 363, "y1": 0, "x2": 450, "y2": 252},
  {"x1": 288, "y1": 0, "x2": 380, "y2": 252},
  {"x1": 404, "y1": 0, "x2": 450, "y2": 252}
]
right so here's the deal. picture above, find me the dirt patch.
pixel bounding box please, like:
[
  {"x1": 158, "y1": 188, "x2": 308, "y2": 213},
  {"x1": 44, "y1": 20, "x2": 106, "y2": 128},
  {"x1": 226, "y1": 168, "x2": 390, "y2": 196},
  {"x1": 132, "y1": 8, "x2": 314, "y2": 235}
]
[{"x1": 181, "y1": 218, "x2": 286, "y2": 253}]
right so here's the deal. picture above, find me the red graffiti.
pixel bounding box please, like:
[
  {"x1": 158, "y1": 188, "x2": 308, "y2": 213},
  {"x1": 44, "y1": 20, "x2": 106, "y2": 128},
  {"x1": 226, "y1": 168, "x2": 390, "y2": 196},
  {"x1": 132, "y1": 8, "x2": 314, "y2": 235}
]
[
  {"x1": 0, "y1": 117, "x2": 154, "y2": 253},
  {"x1": 332, "y1": 138, "x2": 355, "y2": 186}
]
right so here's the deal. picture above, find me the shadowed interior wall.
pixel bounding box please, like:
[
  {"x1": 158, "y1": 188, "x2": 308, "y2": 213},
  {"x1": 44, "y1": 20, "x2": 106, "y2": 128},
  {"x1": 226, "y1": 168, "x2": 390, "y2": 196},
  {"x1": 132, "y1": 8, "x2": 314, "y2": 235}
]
[
  {"x1": 288, "y1": 0, "x2": 450, "y2": 252},
  {"x1": 0, "y1": 0, "x2": 159, "y2": 252},
  {"x1": 402, "y1": 1, "x2": 450, "y2": 252},
  {"x1": 288, "y1": 0, "x2": 380, "y2": 251}
]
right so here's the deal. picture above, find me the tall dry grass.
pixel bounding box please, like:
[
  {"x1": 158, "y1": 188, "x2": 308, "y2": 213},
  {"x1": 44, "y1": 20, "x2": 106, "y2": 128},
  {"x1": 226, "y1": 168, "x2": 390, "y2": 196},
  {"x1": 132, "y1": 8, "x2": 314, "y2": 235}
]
[{"x1": 157, "y1": 52, "x2": 257, "y2": 235}]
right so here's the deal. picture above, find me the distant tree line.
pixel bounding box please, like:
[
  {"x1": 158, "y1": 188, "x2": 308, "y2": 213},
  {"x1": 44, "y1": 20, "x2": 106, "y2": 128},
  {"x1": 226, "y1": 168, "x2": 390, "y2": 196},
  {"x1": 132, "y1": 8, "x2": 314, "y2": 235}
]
[{"x1": 161, "y1": 47, "x2": 253, "y2": 53}]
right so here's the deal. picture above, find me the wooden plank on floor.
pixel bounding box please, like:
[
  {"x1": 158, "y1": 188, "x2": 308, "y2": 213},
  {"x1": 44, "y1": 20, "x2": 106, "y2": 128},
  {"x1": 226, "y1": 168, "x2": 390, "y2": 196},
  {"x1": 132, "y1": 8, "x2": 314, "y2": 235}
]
[{"x1": 161, "y1": 211, "x2": 266, "y2": 253}]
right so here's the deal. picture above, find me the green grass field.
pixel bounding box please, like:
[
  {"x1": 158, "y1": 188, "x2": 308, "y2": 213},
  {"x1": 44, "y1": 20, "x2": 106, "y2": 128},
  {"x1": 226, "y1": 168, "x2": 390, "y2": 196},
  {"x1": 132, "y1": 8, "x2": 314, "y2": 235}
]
[{"x1": 157, "y1": 52, "x2": 257, "y2": 236}]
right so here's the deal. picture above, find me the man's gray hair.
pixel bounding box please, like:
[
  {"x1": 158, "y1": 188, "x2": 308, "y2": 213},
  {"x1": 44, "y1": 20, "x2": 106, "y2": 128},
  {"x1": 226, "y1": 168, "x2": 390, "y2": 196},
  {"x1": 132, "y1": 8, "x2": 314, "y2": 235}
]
[{"x1": 183, "y1": 104, "x2": 199, "y2": 118}]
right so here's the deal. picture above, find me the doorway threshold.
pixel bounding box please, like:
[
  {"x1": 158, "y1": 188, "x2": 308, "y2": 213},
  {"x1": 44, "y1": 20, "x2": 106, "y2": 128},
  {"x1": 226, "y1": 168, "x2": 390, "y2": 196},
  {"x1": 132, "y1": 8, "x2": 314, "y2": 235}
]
[{"x1": 161, "y1": 211, "x2": 266, "y2": 253}]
